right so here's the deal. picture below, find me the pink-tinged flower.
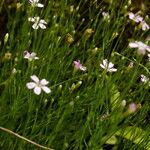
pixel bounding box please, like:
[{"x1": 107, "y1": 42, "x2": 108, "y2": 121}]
[
  {"x1": 26, "y1": 75, "x2": 51, "y2": 95},
  {"x1": 129, "y1": 41, "x2": 150, "y2": 55},
  {"x1": 128, "y1": 12, "x2": 143, "y2": 23},
  {"x1": 73, "y1": 60, "x2": 86, "y2": 71},
  {"x1": 100, "y1": 59, "x2": 117, "y2": 72},
  {"x1": 29, "y1": 0, "x2": 44, "y2": 8},
  {"x1": 140, "y1": 21, "x2": 150, "y2": 31},
  {"x1": 28, "y1": 17, "x2": 47, "y2": 29},
  {"x1": 24, "y1": 51, "x2": 39, "y2": 61},
  {"x1": 128, "y1": 103, "x2": 137, "y2": 113}
]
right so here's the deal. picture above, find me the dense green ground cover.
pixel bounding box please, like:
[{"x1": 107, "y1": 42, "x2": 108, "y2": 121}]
[{"x1": 0, "y1": 0, "x2": 150, "y2": 149}]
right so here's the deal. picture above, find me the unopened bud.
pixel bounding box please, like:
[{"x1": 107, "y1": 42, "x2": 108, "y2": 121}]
[
  {"x1": 65, "y1": 33, "x2": 74, "y2": 44},
  {"x1": 121, "y1": 100, "x2": 126, "y2": 107},
  {"x1": 4, "y1": 33, "x2": 9, "y2": 44},
  {"x1": 3, "y1": 52, "x2": 12, "y2": 60}
]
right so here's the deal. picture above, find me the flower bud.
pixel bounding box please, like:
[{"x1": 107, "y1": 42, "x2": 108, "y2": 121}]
[
  {"x1": 4, "y1": 33, "x2": 9, "y2": 44},
  {"x1": 3, "y1": 52, "x2": 12, "y2": 61},
  {"x1": 65, "y1": 33, "x2": 74, "y2": 44}
]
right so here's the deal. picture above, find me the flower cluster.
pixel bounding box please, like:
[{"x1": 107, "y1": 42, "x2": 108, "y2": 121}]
[
  {"x1": 28, "y1": 0, "x2": 47, "y2": 29},
  {"x1": 128, "y1": 12, "x2": 149, "y2": 31},
  {"x1": 23, "y1": 3, "x2": 148, "y2": 101}
]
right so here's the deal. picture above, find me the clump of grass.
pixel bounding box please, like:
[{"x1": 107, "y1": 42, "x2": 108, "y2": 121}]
[{"x1": 0, "y1": 0, "x2": 150, "y2": 150}]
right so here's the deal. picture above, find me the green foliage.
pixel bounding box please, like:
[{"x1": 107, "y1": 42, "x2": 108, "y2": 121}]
[{"x1": 0, "y1": 0, "x2": 150, "y2": 150}]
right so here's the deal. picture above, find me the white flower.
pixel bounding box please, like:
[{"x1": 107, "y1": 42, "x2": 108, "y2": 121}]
[
  {"x1": 24, "y1": 51, "x2": 39, "y2": 61},
  {"x1": 129, "y1": 41, "x2": 150, "y2": 55},
  {"x1": 102, "y1": 12, "x2": 110, "y2": 20},
  {"x1": 140, "y1": 74, "x2": 149, "y2": 83},
  {"x1": 26, "y1": 75, "x2": 51, "y2": 95},
  {"x1": 128, "y1": 12, "x2": 143, "y2": 23},
  {"x1": 121, "y1": 100, "x2": 126, "y2": 107},
  {"x1": 28, "y1": 17, "x2": 47, "y2": 29},
  {"x1": 140, "y1": 21, "x2": 150, "y2": 31},
  {"x1": 73, "y1": 60, "x2": 86, "y2": 71},
  {"x1": 128, "y1": 12, "x2": 149, "y2": 31},
  {"x1": 100, "y1": 59, "x2": 117, "y2": 72},
  {"x1": 12, "y1": 68, "x2": 17, "y2": 74},
  {"x1": 29, "y1": 0, "x2": 44, "y2": 8}
]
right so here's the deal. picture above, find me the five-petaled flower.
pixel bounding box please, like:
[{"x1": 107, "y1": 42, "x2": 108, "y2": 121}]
[
  {"x1": 100, "y1": 59, "x2": 117, "y2": 72},
  {"x1": 24, "y1": 51, "x2": 39, "y2": 61},
  {"x1": 73, "y1": 60, "x2": 86, "y2": 71},
  {"x1": 129, "y1": 41, "x2": 150, "y2": 55},
  {"x1": 26, "y1": 75, "x2": 51, "y2": 95},
  {"x1": 128, "y1": 12, "x2": 149, "y2": 31},
  {"x1": 28, "y1": 17, "x2": 47, "y2": 29},
  {"x1": 29, "y1": 0, "x2": 44, "y2": 8},
  {"x1": 128, "y1": 12, "x2": 143, "y2": 23}
]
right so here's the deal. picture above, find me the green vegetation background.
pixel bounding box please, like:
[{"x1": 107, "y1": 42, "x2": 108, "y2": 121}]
[{"x1": 0, "y1": 0, "x2": 150, "y2": 150}]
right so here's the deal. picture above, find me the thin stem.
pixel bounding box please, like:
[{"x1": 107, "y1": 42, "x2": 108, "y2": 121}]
[{"x1": 0, "y1": 126, "x2": 54, "y2": 150}]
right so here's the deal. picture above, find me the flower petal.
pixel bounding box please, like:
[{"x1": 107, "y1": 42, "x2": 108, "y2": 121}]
[
  {"x1": 34, "y1": 87, "x2": 41, "y2": 95},
  {"x1": 74, "y1": 61, "x2": 80, "y2": 68},
  {"x1": 108, "y1": 62, "x2": 114, "y2": 68},
  {"x1": 109, "y1": 68, "x2": 117, "y2": 72},
  {"x1": 129, "y1": 42, "x2": 138, "y2": 48},
  {"x1": 34, "y1": 57, "x2": 39, "y2": 60},
  {"x1": 128, "y1": 12, "x2": 134, "y2": 19},
  {"x1": 137, "y1": 48, "x2": 146, "y2": 55},
  {"x1": 32, "y1": 23, "x2": 39, "y2": 29},
  {"x1": 103, "y1": 59, "x2": 108, "y2": 67},
  {"x1": 40, "y1": 79, "x2": 49, "y2": 85},
  {"x1": 146, "y1": 47, "x2": 150, "y2": 53},
  {"x1": 30, "y1": 75, "x2": 39, "y2": 83},
  {"x1": 79, "y1": 66, "x2": 86, "y2": 71},
  {"x1": 100, "y1": 64, "x2": 105, "y2": 69},
  {"x1": 39, "y1": 23, "x2": 46, "y2": 29},
  {"x1": 29, "y1": 0, "x2": 34, "y2": 3},
  {"x1": 141, "y1": 22, "x2": 149, "y2": 31},
  {"x1": 34, "y1": 0, "x2": 39, "y2": 2},
  {"x1": 41, "y1": 86, "x2": 51, "y2": 94},
  {"x1": 26, "y1": 82, "x2": 36, "y2": 89},
  {"x1": 37, "y1": 3, "x2": 44, "y2": 7},
  {"x1": 28, "y1": 17, "x2": 35, "y2": 22},
  {"x1": 24, "y1": 52, "x2": 31, "y2": 59},
  {"x1": 135, "y1": 15, "x2": 143, "y2": 22},
  {"x1": 40, "y1": 20, "x2": 47, "y2": 24},
  {"x1": 30, "y1": 52, "x2": 37, "y2": 57}
]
